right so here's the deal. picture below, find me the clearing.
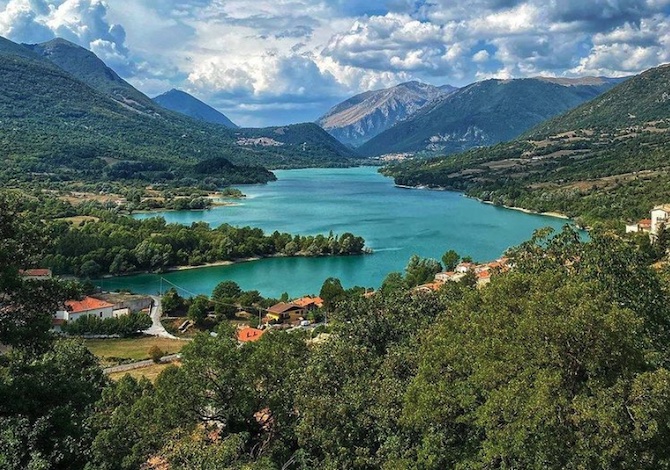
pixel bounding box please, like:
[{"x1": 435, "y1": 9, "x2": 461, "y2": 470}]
[{"x1": 85, "y1": 336, "x2": 185, "y2": 367}]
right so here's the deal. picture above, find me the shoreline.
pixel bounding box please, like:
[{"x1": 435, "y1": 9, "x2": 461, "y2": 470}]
[
  {"x1": 393, "y1": 183, "x2": 570, "y2": 220},
  {"x1": 95, "y1": 251, "x2": 371, "y2": 281},
  {"x1": 478, "y1": 199, "x2": 570, "y2": 220}
]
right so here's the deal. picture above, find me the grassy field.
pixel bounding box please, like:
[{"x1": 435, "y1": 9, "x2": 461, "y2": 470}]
[
  {"x1": 85, "y1": 336, "x2": 185, "y2": 366},
  {"x1": 108, "y1": 362, "x2": 180, "y2": 383},
  {"x1": 55, "y1": 215, "x2": 100, "y2": 224}
]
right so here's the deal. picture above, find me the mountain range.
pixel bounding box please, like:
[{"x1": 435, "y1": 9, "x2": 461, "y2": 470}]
[
  {"x1": 153, "y1": 89, "x2": 238, "y2": 128},
  {"x1": 316, "y1": 81, "x2": 457, "y2": 147},
  {"x1": 358, "y1": 77, "x2": 623, "y2": 157},
  {"x1": 384, "y1": 64, "x2": 670, "y2": 223},
  {"x1": 0, "y1": 36, "x2": 359, "y2": 186}
]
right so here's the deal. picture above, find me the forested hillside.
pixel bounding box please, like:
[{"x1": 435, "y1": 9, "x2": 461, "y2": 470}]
[
  {"x1": 0, "y1": 36, "x2": 360, "y2": 187},
  {"x1": 384, "y1": 64, "x2": 670, "y2": 223},
  {"x1": 4, "y1": 191, "x2": 670, "y2": 468}
]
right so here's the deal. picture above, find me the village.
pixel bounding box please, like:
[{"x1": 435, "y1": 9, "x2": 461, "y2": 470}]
[{"x1": 20, "y1": 202, "x2": 670, "y2": 382}]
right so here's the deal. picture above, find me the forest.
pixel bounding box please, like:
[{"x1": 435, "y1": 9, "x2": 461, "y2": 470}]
[
  {"x1": 41, "y1": 213, "x2": 368, "y2": 277},
  {"x1": 3, "y1": 192, "x2": 670, "y2": 469}
]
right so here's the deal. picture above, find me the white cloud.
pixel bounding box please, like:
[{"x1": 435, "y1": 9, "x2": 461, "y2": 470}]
[{"x1": 1, "y1": 0, "x2": 670, "y2": 125}]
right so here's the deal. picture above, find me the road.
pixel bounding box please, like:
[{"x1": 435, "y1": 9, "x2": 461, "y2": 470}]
[{"x1": 142, "y1": 295, "x2": 178, "y2": 339}]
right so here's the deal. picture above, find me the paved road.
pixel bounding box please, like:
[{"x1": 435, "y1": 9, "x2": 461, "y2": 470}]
[
  {"x1": 143, "y1": 295, "x2": 178, "y2": 339},
  {"x1": 103, "y1": 354, "x2": 181, "y2": 374}
]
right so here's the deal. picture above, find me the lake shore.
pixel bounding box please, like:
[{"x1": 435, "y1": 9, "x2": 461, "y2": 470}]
[
  {"x1": 97, "y1": 251, "x2": 371, "y2": 281},
  {"x1": 478, "y1": 200, "x2": 570, "y2": 220},
  {"x1": 393, "y1": 183, "x2": 571, "y2": 220}
]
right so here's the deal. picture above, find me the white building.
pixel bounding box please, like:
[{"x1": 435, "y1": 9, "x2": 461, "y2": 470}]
[
  {"x1": 651, "y1": 205, "x2": 670, "y2": 237},
  {"x1": 55, "y1": 296, "x2": 115, "y2": 323}
]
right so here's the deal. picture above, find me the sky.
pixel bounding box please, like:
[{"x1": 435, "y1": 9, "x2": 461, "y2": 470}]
[{"x1": 1, "y1": 1, "x2": 669, "y2": 127}]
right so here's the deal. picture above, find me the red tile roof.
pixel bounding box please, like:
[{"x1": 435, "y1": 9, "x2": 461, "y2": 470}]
[
  {"x1": 293, "y1": 296, "x2": 324, "y2": 308},
  {"x1": 20, "y1": 268, "x2": 52, "y2": 277},
  {"x1": 65, "y1": 297, "x2": 114, "y2": 313},
  {"x1": 237, "y1": 327, "x2": 265, "y2": 342},
  {"x1": 293, "y1": 297, "x2": 316, "y2": 308}
]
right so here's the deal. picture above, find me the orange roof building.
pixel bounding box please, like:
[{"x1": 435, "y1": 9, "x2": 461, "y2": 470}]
[
  {"x1": 20, "y1": 268, "x2": 52, "y2": 279},
  {"x1": 54, "y1": 296, "x2": 116, "y2": 323},
  {"x1": 293, "y1": 296, "x2": 324, "y2": 309},
  {"x1": 66, "y1": 297, "x2": 115, "y2": 313},
  {"x1": 237, "y1": 327, "x2": 265, "y2": 342}
]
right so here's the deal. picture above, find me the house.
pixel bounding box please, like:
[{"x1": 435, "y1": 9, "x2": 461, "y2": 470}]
[
  {"x1": 455, "y1": 262, "x2": 474, "y2": 273},
  {"x1": 237, "y1": 327, "x2": 265, "y2": 343},
  {"x1": 651, "y1": 205, "x2": 670, "y2": 237},
  {"x1": 293, "y1": 296, "x2": 324, "y2": 311},
  {"x1": 55, "y1": 296, "x2": 115, "y2": 323},
  {"x1": 626, "y1": 219, "x2": 652, "y2": 234},
  {"x1": 19, "y1": 268, "x2": 52, "y2": 280},
  {"x1": 435, "y1": 271, "x2": 468, "y2": 282},
  {"x1": 477, "y1": 270, "x2": 491, "y2": 287},
  {"x1": 266, "y1": 302, "x2": 304, "y2": 321},
  {"x1": 415, "y1": 281, "x2": 444, "y2": 293}
]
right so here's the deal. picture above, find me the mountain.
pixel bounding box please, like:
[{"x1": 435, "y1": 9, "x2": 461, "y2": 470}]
[
  {"x1": 316, "y1": 81, "x2": 453, "y2": 147},
  {"x1": 0, "y1": 36, "x2": 360, "y2": 186},
  {"x1": 383, "y1": 65, "x2": 670, "y2": 223},
  {"x1": 360, "y1": 77, "x2": 622, "y2": 157},
  {"x1": 25, "y1": 38, "x2": 161, "y2": 116},
  {"x1": 153, "y1": 89, "x2": 238, "y2": 128}
]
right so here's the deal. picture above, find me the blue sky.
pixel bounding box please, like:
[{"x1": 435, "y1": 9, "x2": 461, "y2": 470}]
[{"x1": 1, "y1": 0, "x2": 669, "y2": 127}]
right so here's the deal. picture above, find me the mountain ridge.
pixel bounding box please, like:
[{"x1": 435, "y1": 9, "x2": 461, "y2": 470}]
[
  {"x1": 383, "y1": 64, "x2": 670, "y2": 223},
  {"x1": 153, "y1": 89, "x2": 238, "y2": 128},
  {"x1": 0, "y1": 35, "x2": 360, "y2": 187},
  {"x1": 359, "y1": 77, "x2": 622, "y2": 157},
  {"x1": 316, "y1": 81, "x2": 454, "y2": 147}
]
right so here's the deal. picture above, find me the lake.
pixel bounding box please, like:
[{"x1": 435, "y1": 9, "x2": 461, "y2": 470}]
[{"x1": 96, "y1": 167, "x2": 573, "y2": 298}]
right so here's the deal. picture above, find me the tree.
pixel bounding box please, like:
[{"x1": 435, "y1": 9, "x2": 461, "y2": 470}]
[
  {"x1": 404, "y1": 255, "x2": 442, "y2": 287},
  {"x1": 380, "y1": 272, "x2": 406, "y2": 294},
  {"x1": 404, "y1": 228, "x2": 670, "y2": 469},
  {"x1": 162, "y1": 288, "x2": 185, "y2": 316},
  {"x1": 187, "y1": 295, "x2": 210, "y2": 326},
  {"x1": 319, "y1": 278, "x2": 345, "y2": 311},
  {"x1": 149, "y1": 345, "x2": 165, "y2": 363},
  {"x1": 441, "y1": 249, "x2": 460, "y2": 271},
  {"x1": 655, "y1": 222, "x2": 670, "y2": 260},
  {"x1": 0, "y1": 340, "x2": 107, "y2": 469},
  {"x1": 212, "y1": 281, "x2": 242, "y2": 303}
]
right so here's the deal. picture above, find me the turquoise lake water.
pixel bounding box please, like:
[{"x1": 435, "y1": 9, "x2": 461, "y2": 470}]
[{"x1": 96, "y1": 167, "x2": 573, "y2": 298}]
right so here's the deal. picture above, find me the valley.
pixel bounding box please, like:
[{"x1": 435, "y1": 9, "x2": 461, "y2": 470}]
[{"x1": 3, "y1": 6, "x2": 670, "y2": 466}]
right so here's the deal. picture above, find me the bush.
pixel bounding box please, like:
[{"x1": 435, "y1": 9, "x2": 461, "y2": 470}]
[
  {"x1": 63, "y1": 311, "x2": 152, "y2": 336},
  {"x1": 149, "y1": 345, "x2": 165, "y2": 363}
]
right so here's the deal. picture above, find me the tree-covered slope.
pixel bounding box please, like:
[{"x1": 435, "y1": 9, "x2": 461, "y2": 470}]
[
  {"x1": 0, "y1": 36, "x2": 360, "y2": 185},
  {"x1": 153, "y1": 89, "x2": 238, "y2": 128},
  {"x1": 360, "y1": 77, "x2": 620, "y2": 157},
  {"x1": 26, "y1": 38, "x2": 162, "y2": 116},
  {"x1": 528, "y1": 65, "x2": 670, "y2": 137},
  {"x1": 383, "y1": 64, "x2": 670, "y2": 223}
]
